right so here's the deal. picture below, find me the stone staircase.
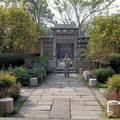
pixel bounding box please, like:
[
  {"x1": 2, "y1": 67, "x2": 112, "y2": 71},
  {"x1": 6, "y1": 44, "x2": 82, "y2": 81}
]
[{"x1": 54, "y1": 61, "x2": 76, "y2": 73}]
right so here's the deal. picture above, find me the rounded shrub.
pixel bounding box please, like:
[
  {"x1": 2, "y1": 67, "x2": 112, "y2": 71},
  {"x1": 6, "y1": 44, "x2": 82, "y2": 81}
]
[
  {"x1": 0, "y1": 53, "x2": 24, "y2": 69},
  {"x1": 108, "y1": 53, "x2": 120, "y2": 73},
  {"x1": 0, "y1": 72, "x2": 17, "y2": 89},
  {"x1": 92, "y1": 68, "x2": 116, "y2": 83}
]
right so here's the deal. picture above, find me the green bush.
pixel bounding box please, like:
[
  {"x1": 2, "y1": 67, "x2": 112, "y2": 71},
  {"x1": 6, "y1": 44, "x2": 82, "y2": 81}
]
[
  {"x1": 29, "y1": 67, "x2": 45, "y2": 78},
  {"x1": 105, "y1": 74, "x2": 120, "y2": 101},
  {"x1": 8, "y1": 66, "x2": 46, "y2": 86},
  {"x1": 0, "y1": 53, "x2": 24, "y2": 69},
  {"x1": 8, "y1": 67, "x2": 29, "y2": 86},
  {"x1": 32, "y1": 56, "x2": 49, "y2": 72},
  {"x1": 107, "y1": 74, "x2": 120, "y2": 93},
  {"x1": 0, "y1": 72, "x2": 17, "y2": 89},
  {"x1": 92, "y1": 68, "x2": 116, "y2": 83},
  {"x1": 109, "y1": 53, "x2": 120, "y2": 73}
]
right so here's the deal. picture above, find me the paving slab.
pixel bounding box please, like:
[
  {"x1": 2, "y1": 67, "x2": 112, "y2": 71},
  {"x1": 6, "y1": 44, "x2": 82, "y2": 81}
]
[
  {"x1": 50, "y1": 98, "x2": 70, "y2": 119},
  {"x1": 21, "y1": 105, "x2": 51, "y2": 111},
  {"x1": 14, "y1": 110, "x2": 50, "y2": 118},
  {"x1": 23, "y1": 100, "x2": 38, "y2": 106}
]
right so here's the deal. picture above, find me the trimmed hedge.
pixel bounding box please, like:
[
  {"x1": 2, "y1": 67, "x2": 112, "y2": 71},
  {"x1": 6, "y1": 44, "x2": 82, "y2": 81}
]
[
  {"x1": 92, "y1": 68, "x2": 116, "y2": 83},
  {"x1": 109, "y1": 53, "x2": 120, "y2": 73},
  {"x1": 0, "y1": 53, "x2": 24, "y2": 69}
]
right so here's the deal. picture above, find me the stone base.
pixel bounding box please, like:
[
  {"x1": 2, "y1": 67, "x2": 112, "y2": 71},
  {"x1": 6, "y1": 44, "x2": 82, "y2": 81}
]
[
  {"x1": 107, "y1": 100, "x2": 120, "y2": 117},
  {"x1": 89, "y1": 78, "x2": 97, "y2": 87},
  {"x1": 83, "y1": 71, "x2": 92, "y2": 81},
  {"x1": 0, "y1": 97, "x2": 13, "y2": 113},
  {"x1": 29, "y1": 78, "x2": 38, "y2": 86},
  {"x1": 79, "y1": 68, "x2": 83, "y2": 74}
]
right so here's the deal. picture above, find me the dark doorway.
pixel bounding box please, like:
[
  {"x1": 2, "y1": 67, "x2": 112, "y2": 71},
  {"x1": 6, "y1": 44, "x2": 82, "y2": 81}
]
[{"x1": 56, "y1": 44, "x2": 74, "y2": 59}]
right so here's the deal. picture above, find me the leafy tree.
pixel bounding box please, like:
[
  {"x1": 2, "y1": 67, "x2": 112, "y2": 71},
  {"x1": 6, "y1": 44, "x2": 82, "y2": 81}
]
[
  {"x1": 1, "y1": 0, "x2": 54, "y2": 31},
  {"x1": 87, "y1": 13, "x2": 120, "y2": 68},
  {"x1": 0, "y1": 6, "x2": 10, "y2": 52},
  {"x1": 51, "y1": 0, "x2": 116, "y2": 31},
  {"x1": 0, "y1": 5, "x2": 38, "y2": 56}
]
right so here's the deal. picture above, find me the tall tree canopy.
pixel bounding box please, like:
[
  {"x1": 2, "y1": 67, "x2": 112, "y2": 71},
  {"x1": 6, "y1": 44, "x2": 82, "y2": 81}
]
[
  {"x1": 0, "y1": 5, "x2": 38, "y2": 56},
  {"x1": 51, "y1": 0, "x2": 116, "y2": 31},
  {"x1": 1, "y1": 0, "x2": 54, "y2": 30},
  {"x1": 87, "y1": 13, "x2": 120, "y2": 68}
]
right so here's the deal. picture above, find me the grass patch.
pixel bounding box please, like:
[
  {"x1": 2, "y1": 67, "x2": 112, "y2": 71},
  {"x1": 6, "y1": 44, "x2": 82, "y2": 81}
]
[
  {"x1": 95, "y1": 83, "x2": 108, "y2": 88},
  {"x1": 12, "y1": 98, "x2": 27, "y2": 115}
]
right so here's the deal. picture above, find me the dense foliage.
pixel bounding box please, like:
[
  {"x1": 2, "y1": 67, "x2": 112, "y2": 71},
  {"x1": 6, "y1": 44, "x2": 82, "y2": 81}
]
[
  {"x1": 0, "y1": 72, "x2": 16, "y2": 89},
  {"x1": 106, "y1": 74, "x2": 120, "y2": 101},
  {"x1": 8, "y1": 67, "x2": 29, "y2": 86},
  {"x1": 92, "y1": 68, "x2": 116, "y2": 83},
  {"x1": 8, "y1": 56, "x2": 51, "y2": 86},
  {"x1": 87, "y1": 13, "x2": 120, "y2": 68},
  {"x1": 0, "y1": 0, "x2": 54, "y2": 33},
  {"x1": 0, "y1": 5, "x2": 38, "y2": 55},
  {"x1": 0, "y1": 72, "x2": 21, "y2": 100},
  {"x1": 107, "y1": 74, "x2": 120, "y2": 93}
]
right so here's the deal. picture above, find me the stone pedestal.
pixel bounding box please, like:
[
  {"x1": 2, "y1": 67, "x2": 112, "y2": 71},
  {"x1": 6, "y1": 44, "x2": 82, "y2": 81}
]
[
  {"x1": 107, "y1": 100, "x2": 120, "y2": 117},
  {"x1": 83, "y1": 71, "x2": 90, "y2": 77},
  {"x1": 83, "y1": 71, "x2": 92, "y2": 81},
  {"x1": 89, "y1": 78, "x2": 97, "y2": 87},
  {"x1": 29, "y1": 78, "x2": 38, "y2": 86},
  {"x1": 0, "y1": 97, "x2": 13, "y2": 113},
  {"x1": 85, "y1": 73, "x2": 92, "y2": 81},
  {"x1": 79, "y1": 68, "x2": 83, "y2": 74}
]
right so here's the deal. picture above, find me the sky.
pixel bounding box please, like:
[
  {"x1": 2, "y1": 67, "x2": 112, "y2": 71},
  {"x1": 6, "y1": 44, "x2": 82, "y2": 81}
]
[
  {"x1": 49, "y1": 0, "x2": 120, "y2": 23},
  {"x1": 109, "y1": 0, "x2": 120, "y2": 13}
]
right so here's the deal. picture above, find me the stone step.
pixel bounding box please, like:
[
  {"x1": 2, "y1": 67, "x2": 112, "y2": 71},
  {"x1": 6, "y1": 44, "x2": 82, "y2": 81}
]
[
  {"x1": 54, "y1": 70, "x2": 76, "y2": 74},
  {"x1": 55, "y1": 66, "x2": 76, "y2": 73},
  {"x1": 56, "y1": 67, "x2": 74, "y2": 71},
  {"x1": 3, "y1": 118, "x2": 97, "y2": 120}
]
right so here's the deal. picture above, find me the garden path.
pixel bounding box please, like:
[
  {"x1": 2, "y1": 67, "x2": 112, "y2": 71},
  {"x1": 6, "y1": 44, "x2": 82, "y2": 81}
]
[{"x1": 10, "y1": 73, "x2": 109, "y2": 120}]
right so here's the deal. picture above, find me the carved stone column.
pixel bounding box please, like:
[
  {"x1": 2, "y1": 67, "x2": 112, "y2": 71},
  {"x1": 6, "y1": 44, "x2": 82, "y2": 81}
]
[
  {"x1": 74, "y1": 30, "x2": 77, "y2": 63},
  {"x1": 40, "y1": 40, "x2": 43, "y2": 56},
  {"x1": 53, "y1": 31, "x2": 56, "y2": 66}
]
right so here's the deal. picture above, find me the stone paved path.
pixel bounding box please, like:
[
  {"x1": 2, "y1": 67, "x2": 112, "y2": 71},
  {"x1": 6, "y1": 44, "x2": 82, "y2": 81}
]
[{"x1": 11, "y1": 73, "x2": 109, "y2": 120}]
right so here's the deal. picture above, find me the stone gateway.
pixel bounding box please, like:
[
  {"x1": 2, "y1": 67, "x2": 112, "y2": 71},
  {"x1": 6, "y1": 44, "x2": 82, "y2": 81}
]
[{"x1": 39, "y1": 23, "x2": 88, "y2": 71}]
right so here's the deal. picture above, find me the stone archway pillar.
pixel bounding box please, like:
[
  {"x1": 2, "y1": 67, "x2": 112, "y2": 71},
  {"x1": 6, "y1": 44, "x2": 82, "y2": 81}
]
[
  {"x1": 40, "y1": 40, "x2": 43, "y2": 56},
  {"x1": 74, "y1": 30, "x2": 78, "y2": 63},
  {"x1": 53, "y1": 31, "x2": 56, "y2": 66}
]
